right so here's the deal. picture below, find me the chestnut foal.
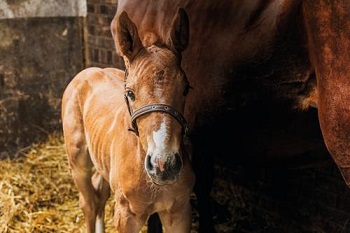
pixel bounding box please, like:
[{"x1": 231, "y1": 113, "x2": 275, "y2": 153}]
[{"x1": 61, "y1": 8, "x2": 195, "y2": 233}]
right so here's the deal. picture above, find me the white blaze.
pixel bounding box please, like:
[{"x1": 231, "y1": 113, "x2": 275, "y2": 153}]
[
  {"x1": 147, "y1": 121, "x2": 168, "y2": 167},
  {"x1": 153, "y1": 121, "x2": 167, "y2": 151}
]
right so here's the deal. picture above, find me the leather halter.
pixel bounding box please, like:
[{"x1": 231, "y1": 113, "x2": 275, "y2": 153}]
[{"x1": 124, "y1": 69, "x2": 189, "y2": 136}]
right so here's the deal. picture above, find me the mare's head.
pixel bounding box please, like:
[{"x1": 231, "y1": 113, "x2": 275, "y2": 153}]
[{"x1": 112, "y1": 8, "x2": 190, "y2": 185}]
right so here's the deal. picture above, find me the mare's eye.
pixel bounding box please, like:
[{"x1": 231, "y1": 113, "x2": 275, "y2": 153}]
[
  {"x1": 126, "y1": 90, "x2": 135, "y2": 101},
  {"x1": 183, "y1": 84, "x2": 191, "y2": 96}
]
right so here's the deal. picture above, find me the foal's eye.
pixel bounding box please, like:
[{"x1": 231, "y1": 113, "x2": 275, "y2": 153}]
[{"x1": 126, "y1": 90, "x2": 135, "y2": 101}]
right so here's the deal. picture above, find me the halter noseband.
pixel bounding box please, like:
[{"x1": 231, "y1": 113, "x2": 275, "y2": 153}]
[{"x1": 124, "y1": 69, "x2": 189, "y2": 136}]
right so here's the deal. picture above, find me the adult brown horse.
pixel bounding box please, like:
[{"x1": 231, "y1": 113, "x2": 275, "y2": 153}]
[
  {"x1": 110, "y1": 0, "x2": 350, "y2": 232},
  {"x1": 62, "y1": 8, "x2": 195, "y2": 233}
]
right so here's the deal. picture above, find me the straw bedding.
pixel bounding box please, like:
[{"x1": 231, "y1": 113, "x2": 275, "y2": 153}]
[
  {"x1": 0, "y1": 132, "x2": 195, "y2": 232},
  {"x1": 0, "y1": 132, "x2": 119, "y2": 233},
  {"x1": 0, "y1": 132, "x2": 270, "y2": 233}
]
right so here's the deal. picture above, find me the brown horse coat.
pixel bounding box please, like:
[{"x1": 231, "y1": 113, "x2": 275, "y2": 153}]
[
  {"x1": 112, "y1": 0, "x2": 350, "y2": 185},
  {"x1": 62, "y1": 9, "x2": 195, "y2": 232},
  {"x1": 110, "y1": 0, "x2": 350, "y2": 232}
]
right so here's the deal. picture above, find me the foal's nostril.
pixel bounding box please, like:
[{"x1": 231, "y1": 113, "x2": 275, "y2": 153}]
[
  {"x1": 163, "y1": 154, "x2": 183, "y2": 173},
  {"x1": 173, "y1": 153, "x2": 183, "y2": 172},
  {"x1": 146, "y1": 155, "x2": 153, "y2": 171}
]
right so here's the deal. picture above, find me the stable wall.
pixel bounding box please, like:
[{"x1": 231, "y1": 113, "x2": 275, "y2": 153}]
[{"x1": 0, "y1": 0, "x2": 85, "y2": 156}]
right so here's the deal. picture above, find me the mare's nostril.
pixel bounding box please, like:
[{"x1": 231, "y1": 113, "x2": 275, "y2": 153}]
[{"x1": 146, "y1": 155, "x2": 153, "y2": 171}]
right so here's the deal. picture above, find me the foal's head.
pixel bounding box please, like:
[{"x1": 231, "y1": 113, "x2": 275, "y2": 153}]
[{"x1": 112, "y1": 8, "x2": 190, "y2": 185}]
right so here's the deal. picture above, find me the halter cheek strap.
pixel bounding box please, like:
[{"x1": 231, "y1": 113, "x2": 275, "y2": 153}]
[{"x1": 123, "y1": 70, "x2": 189, "y2": 137}]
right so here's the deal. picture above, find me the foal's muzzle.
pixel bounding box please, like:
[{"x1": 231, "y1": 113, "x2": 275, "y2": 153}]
[{"x1": 145, "y1": 153, "x2": 183, "y2": 185}]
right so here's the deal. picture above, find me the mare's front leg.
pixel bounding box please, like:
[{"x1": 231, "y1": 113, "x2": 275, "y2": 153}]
[
  {"x1": 147, "y1": 213, "x2": 163, "y2": 233},
  {"x1": 193, "y1": 148, "x2": 215, "y2": 233},
  {"x1": 158, "y1": 201, "x2": 192, "y2": 233}
]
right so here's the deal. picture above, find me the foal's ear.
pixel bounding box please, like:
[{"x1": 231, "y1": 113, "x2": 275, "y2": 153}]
[
  {"x1": 112, "y1": 11, "x2": 143, "y2": 63},
  {"x1": 167, "y1": 7, "x2": 189, "y2": 53}
]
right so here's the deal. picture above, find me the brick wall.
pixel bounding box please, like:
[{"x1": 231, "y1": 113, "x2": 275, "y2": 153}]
[
  {"x1": 84, "y1": 2, "x2": 350, "y2": 232},
  {"x1": 85, "y1": 0, "x2": 124, "y2": 69}
]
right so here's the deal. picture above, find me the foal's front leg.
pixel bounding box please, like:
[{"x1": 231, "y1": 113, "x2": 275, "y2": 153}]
[
  {"x1": 66, "y1": 142, "x2": 110, "y2": 233},
  {"x1": 114, "y1": 191, "x2": 147, "y2": 233},
  {"x1": 91, "y1": 172, "x2": 111, "y2": 232},
  {"x1": 158, "y1": 201, "x2": 192, "y2": 233}
]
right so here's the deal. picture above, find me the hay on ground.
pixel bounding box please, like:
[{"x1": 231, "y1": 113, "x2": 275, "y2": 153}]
[
  {"x1": 0, "y1": 132, "x2": 121, "y2": 233},
  {"x1": 0, "y1": 131, "x2": 273, "y2": 233}
]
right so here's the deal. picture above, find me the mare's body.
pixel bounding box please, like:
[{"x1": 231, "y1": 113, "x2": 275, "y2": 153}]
[{"x1": 110, "y1": 0, "x2": 350, "y2": 232}]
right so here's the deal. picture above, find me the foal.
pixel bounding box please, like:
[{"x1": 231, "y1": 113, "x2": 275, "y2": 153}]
[{"x1": 61, "y1": 8, "x2": 195, "y2": 233}]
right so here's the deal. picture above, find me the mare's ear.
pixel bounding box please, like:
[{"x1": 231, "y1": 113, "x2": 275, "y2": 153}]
[
  {"x1": 112, "y1": 11, "x2": 143, "y2": 63},
  {"x1": 167, "y1": 7, "x2": 189, "y2": 52}
]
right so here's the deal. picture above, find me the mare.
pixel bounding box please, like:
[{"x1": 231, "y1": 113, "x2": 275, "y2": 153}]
[
  {"x1": 61, "y1": 8, "x2": 195, "y2": 233},
  {"x1": 111, "y1": 0, "x2": 350, "y2": 232}
]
